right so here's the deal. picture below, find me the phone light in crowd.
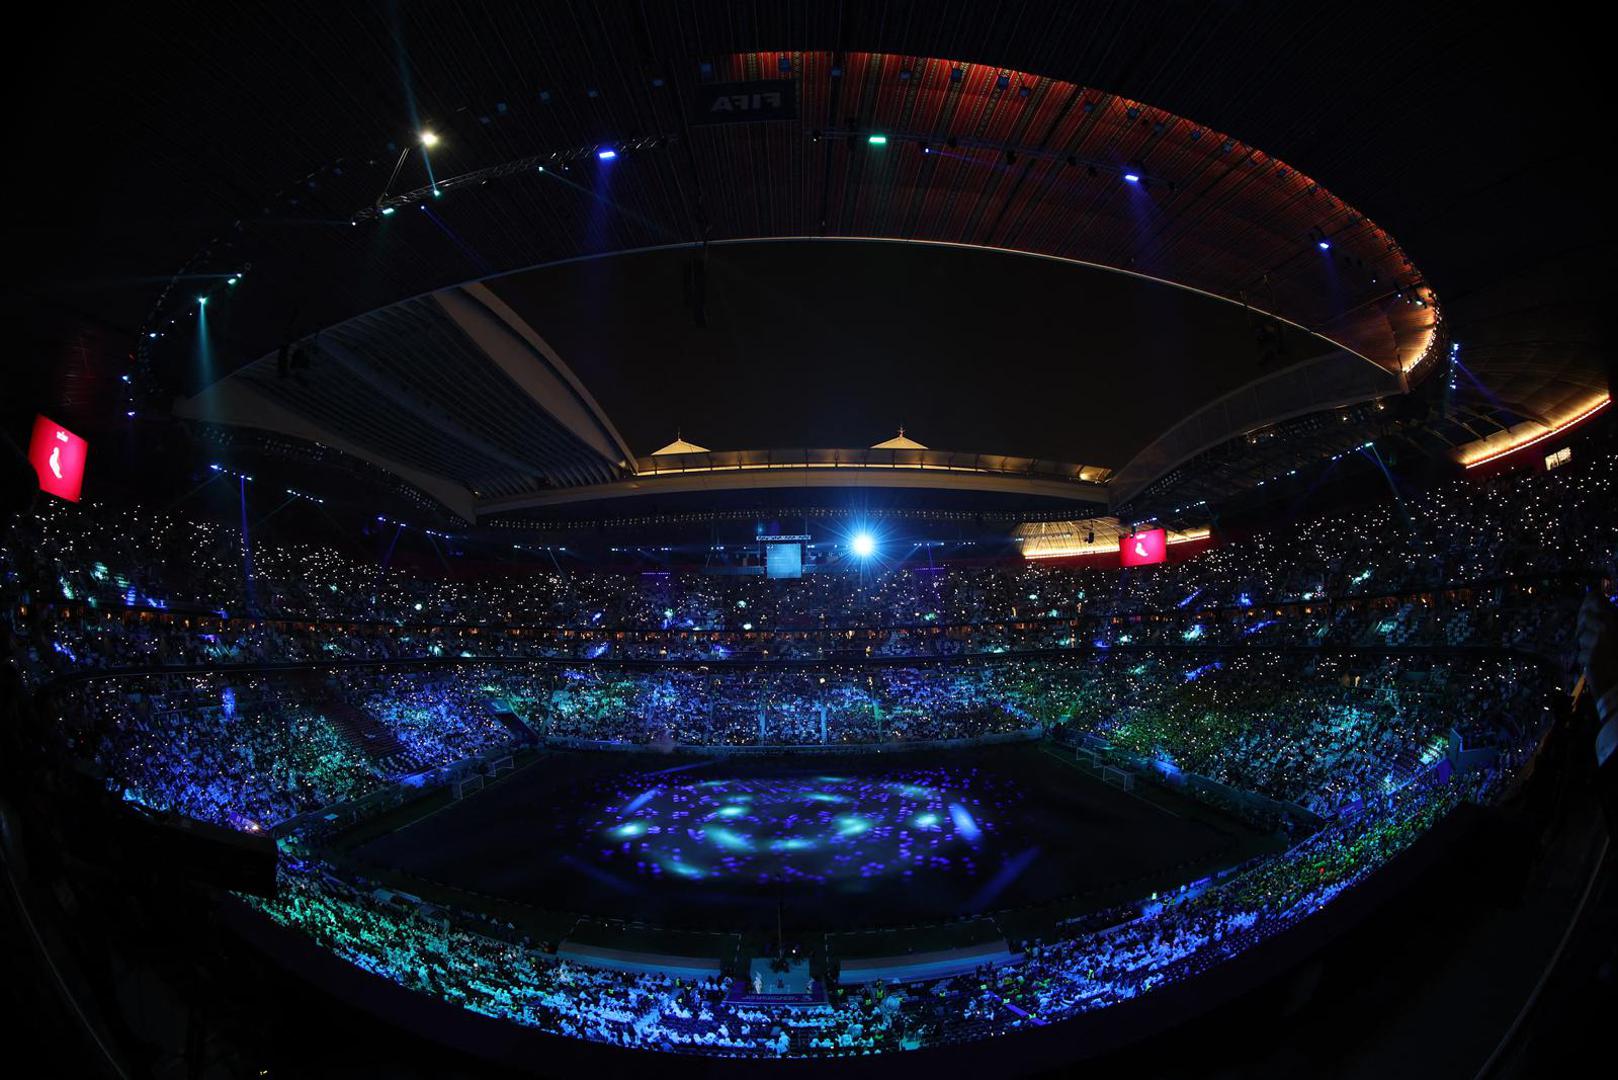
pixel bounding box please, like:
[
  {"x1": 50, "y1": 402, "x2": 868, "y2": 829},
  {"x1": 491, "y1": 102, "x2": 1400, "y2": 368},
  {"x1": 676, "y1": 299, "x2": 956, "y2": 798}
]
[
  {"x1": 851, "y1": 532, "x2": 877, "y2": 559},
  {"x1": 28, "y1": 415, "x2": 88, "y2": 503},
  {"x1": 597, "y1": 146, "x2": 617, "y2": 160},
  {"x1": 867, "y1": 134, "x2": 888, "y2": 145}
]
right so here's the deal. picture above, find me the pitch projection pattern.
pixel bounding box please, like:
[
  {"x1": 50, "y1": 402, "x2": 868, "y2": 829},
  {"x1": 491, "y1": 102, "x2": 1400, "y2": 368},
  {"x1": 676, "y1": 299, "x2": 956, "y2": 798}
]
[{"x1": 585, "y1": 767, "x2": 1019, "y2": 886}]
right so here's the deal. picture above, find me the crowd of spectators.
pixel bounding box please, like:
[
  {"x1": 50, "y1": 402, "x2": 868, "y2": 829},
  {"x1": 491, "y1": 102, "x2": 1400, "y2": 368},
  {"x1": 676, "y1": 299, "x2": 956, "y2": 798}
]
[
  {"x1": 49, "y1": 647, "x2": 1546, "y2": 845},
  {"x1": 53, "y1": 667, "x2": 517, "y2": 830},
  {"x1": 246, "y1": 762, "x2": 1487, "y2": 1057},
  {"x1": 3, "y1": 448, "x2": 1612, "y2": 686},
  {"x1": 3, "y1": 446, "x2": 1606, "y2": 1057}
]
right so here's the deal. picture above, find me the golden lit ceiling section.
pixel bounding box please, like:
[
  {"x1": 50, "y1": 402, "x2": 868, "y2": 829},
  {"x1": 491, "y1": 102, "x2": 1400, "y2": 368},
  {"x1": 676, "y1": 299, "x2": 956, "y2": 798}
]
[
  {"x1": 1015, "y1": 517, "x2": 1211, "y2": 560},
  {"x1": 1457, "y1": 393, "x2": 1611, "y2": 469}
]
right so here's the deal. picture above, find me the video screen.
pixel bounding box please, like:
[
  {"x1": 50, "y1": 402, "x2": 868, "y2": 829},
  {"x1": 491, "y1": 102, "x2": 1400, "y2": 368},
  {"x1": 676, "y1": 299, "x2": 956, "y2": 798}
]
[
  {"x1": 1120, "y1": 528, "x2": 1167, "y2": 566},
  {"x1": 28, "y1": 414, "x2": 88, "y2": 503},
  {"x1": 765, "y1": 542, "x2": 803, "y2": 579}
]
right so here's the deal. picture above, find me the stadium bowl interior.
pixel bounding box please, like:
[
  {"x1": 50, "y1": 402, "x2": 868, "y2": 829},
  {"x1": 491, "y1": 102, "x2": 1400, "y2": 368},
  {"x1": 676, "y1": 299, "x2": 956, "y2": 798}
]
[{"x1": 2, "y1": 4, "x2": 1614, "y2": 1077}]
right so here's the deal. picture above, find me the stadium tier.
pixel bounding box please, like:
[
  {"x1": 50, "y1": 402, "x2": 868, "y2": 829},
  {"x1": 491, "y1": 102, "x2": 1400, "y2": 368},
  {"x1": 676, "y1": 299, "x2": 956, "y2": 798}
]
[{"x1": 5, "y1": 447, "x2": 1608, "y2": 1062}]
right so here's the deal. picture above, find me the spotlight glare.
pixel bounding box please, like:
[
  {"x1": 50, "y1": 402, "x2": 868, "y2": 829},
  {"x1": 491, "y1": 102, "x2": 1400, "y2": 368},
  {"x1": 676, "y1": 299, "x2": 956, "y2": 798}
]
[
  {"x1": 867, "y1": 134, "x2": 888, "y2": 145},
  {"x1": 1317, "y1": 239, "x2": 1331, "y2": 250},
  {"x1": 851, "y1": 532, "x2": 877, "y2": 559},
  {"x1": 1122, "y1": 172, "x2": 1141, "y2": 183},
  {"x1": 597, "y1": 147, "x2": 617, "y2": 160},
  {"x1": 419, "y1": 130, "x2": 439, "y2": 147}
]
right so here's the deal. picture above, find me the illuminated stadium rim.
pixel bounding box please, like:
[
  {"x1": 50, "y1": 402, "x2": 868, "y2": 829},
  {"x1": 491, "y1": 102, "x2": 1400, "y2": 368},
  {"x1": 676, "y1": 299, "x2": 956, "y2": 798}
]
[
  {"x1": 1458, "y1": 394, "x2": 1612, "y2": 469},
  {"x1": 1020, "y1": 526, "x2": 1212, "y2": 560}
]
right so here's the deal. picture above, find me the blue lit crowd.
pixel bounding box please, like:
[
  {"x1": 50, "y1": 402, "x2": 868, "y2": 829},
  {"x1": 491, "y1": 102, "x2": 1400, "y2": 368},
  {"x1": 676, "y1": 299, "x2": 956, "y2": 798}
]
[{"x1": 1, "y1": 449, "x2": 1611, "y2": 1057}]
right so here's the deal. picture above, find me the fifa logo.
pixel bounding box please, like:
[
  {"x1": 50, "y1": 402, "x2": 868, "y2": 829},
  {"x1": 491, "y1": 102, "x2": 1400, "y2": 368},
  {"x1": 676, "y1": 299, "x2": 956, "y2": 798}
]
[{"x1": 709, "y1": 92, "x2": 784, "y2": 113}]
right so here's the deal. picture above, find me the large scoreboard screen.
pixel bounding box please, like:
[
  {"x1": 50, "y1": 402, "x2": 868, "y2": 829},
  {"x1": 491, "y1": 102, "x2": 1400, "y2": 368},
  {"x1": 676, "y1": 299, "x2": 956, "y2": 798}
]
[
  {"x1": 1120, "y1": 528, "x2": 1167, "y2": 566},
  {"x1": 28, "y1": 414, "x2": 88, "y2": 503},
  {"x1": 765, "y1": 541, "x2": 803, "y2": 579}
]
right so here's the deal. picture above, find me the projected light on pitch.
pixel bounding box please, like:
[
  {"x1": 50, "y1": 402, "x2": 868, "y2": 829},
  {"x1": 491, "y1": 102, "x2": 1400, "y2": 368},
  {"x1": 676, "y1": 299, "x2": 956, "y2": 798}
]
[
  {"x1": 948, "y1": 803, "x2": 983, "y2": 842},
  {"x1": 770, "y1": 837, "x2": 817, "y2": 852},
  {"x1": 622, "y1": 788, "x2": 659, "y2": 814},
  {"x1": 835, "y1": 815, "x2": 871, "y2": 837},
  {"x1": 706, "y1": 827, "x2": 755, "y2": 852},
  {"x1": 585, "y1": 770, "x2": 1016, "y2": 886}
]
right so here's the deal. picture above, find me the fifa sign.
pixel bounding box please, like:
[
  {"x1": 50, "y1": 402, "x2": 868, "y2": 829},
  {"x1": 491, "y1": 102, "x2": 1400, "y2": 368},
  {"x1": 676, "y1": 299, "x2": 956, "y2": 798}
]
[{"x1": 691, "y1": 80, "x2": 797, "y2": 125}]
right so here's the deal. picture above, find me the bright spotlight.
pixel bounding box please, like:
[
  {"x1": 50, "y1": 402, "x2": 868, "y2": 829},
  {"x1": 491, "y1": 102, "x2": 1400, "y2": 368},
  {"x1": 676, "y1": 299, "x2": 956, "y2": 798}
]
[
  {"x1": 597, "y1": 147, "x2": 618, "y2": 160},
  {"x1": 851, "y1": 532, "x2": 877, "y2": 559},
  {"x1": 1122, "y1": 172, "x2": 1141, "y2": 183},
  {"x1": 419, "y1": 130, "x2": 440, "y2": 147}
]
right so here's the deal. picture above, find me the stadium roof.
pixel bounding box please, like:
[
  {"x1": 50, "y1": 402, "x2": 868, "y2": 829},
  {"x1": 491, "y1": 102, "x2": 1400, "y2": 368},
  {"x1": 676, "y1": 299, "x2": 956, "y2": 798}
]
[
  {"x1": 652, "y1": 436, "x2": 711, "y2": 456},
  {"x1": 872, "y1": 430, "x2": 927, "y2": 451},
  {"x1": 15, "y1": 2, "x2": 1610, "y2": 522}
]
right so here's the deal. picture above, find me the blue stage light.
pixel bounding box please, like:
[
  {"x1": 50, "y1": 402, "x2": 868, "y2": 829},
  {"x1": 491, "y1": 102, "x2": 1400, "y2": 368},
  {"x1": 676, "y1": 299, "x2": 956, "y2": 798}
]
[
  {"x1": 1122, "y1": 172, "x2": 1141, "y2": 183},
  {"x1": 597, "y1": 147, "x2": 617, "y2": 160},
  {"x1": 1317, "y1": 239, "x2": 1331, "y2": 250},
  {"x1": 851, "y1": 532, "x2": 876, "y2": 558}
]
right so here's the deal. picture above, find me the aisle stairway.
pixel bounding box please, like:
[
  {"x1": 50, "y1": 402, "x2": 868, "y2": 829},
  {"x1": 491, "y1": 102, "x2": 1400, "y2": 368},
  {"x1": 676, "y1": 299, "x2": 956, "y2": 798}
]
[{"x1": 287, "y1": 671, "x2": 417, "y2": 773}]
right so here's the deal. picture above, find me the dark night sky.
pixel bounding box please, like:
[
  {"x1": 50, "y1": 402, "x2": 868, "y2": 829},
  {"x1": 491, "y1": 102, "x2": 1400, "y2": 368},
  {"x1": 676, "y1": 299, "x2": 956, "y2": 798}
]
[{"x1": 487, "y1": 240, "x2": 1336, "y2": 466}]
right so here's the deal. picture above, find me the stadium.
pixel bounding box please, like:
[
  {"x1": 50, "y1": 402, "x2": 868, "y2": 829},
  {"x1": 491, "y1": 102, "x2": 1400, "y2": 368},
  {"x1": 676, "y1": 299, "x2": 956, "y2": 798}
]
[{"x1": 2, "y1": 3, "x2": 1614, "y2": 1077}]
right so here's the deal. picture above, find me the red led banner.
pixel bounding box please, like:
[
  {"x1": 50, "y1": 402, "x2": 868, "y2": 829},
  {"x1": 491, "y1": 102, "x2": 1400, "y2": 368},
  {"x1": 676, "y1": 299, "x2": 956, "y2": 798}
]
[
  {"x1": 28, "y1": 414, "x2": 88, "y2": 502},
  {"x1": 1120, "y1": 527, "x2": 1167, "y2": 566}
]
